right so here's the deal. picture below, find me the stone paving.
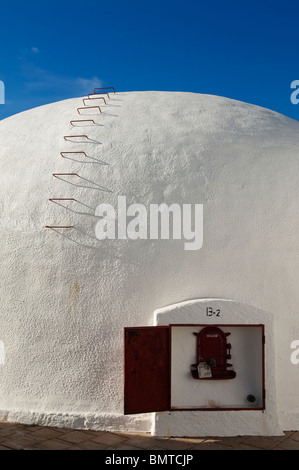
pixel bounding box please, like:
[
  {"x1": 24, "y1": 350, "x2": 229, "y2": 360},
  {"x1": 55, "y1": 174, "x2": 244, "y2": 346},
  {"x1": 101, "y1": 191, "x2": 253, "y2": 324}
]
[{"x1": 0, "y1": 421, "x2": 298, "y2": 450}]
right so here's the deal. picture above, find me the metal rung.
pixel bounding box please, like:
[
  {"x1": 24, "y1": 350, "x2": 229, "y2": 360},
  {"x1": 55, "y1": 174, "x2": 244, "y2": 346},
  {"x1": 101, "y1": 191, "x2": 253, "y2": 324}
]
[
  {"x1": 77, "y1": 106, "x2": 101, "y2": 114},
  {"x1": 85, "y1": 96, "x2": 107, "y2": 105},
  {"x1": 49, "y1": 198, "x2": 77, "y2": 202},
  {"x1": 82, "y1": 97, "x2": 105, "y2": 106},
  {"x1": 60, "y1": 151, "x2": 87, "y2": 157},
  {"x1": 70, "y1": 120, "x2": 95, "y2": 126},
  {"x1": 94, "y1": 87, "x2": 115, "y2": 94},
  {"x1": 45, "y1": 226, "x2": 74, "y2": 229},
  {"x1": 53, "y1": 173, "x2": 80, "y2": 178},
  {"x1": 64, "y1": 135, "x2": 89, "y2": 140},
  {"x1": 92, "y1": 91, "x2": 110, "y2": 99}
]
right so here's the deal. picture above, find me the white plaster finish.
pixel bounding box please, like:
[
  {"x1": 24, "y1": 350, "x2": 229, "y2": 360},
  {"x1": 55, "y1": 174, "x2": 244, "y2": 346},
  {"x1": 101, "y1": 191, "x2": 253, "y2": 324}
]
[{"x1": 0, "y1": 92, "x2": 298, "y2": 435}]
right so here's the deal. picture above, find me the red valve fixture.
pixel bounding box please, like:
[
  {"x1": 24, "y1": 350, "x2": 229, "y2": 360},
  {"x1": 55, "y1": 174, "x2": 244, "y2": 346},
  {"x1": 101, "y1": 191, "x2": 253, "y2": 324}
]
[{"x1": 190, "y1": 326, "x2": 236, "y2": 380}]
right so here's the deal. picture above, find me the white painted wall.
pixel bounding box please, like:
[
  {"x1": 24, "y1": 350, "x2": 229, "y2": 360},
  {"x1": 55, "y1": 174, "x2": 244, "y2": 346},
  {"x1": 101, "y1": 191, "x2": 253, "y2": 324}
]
[
  {"x1": 0, "y1": 91, "x2": 298, "y2": 435},
  {"x1": 0, "y1": 341, "x2": 5, "y2": 365}
]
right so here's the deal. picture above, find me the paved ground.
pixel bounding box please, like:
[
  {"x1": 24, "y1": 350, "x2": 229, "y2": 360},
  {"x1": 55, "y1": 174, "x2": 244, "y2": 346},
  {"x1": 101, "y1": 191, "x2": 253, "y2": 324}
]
[{"x1": 0, "y1": 421, "x2": 298, "y2": 450}]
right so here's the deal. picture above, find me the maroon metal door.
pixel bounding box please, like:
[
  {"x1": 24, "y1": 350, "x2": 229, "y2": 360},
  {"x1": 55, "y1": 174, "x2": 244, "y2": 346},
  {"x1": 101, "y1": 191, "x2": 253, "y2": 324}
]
[{"x1": 124, "y1": 326, "x2": 170, "y2": 414}]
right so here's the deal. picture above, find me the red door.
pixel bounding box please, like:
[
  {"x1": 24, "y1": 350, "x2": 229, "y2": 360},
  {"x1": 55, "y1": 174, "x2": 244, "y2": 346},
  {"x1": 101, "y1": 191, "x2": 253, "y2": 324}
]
[{"x1": 124, "y1": 326, "x2": 170, "y2": 414}]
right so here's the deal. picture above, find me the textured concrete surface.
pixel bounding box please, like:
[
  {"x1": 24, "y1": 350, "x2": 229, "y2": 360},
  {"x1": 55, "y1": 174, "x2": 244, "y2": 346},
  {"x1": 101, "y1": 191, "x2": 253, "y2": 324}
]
[
  {"x1": 1, "y1": 91, "x2": 299, "y2": 435},
  {"x1": 0, "y1": 421, "x2": 298, "y2": 450}
]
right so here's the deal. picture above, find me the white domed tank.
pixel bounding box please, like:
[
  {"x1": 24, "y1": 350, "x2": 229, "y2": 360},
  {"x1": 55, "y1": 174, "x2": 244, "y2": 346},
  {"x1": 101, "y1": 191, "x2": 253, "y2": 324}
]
[{"x1": 0, "y1": 91, "x2": 298, "y2": 437}]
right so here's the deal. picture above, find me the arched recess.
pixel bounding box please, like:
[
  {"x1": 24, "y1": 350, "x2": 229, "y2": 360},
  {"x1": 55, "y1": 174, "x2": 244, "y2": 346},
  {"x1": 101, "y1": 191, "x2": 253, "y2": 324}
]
[{"x1": 149, "y1": 298, "x2": 281, "y2": 437}]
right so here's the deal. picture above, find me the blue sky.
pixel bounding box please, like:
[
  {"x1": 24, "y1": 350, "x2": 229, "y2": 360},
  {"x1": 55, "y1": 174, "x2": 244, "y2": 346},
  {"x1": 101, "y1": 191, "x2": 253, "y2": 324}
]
[{"x1": 0, "y1": 0, "x2": 298, "y2": 121}]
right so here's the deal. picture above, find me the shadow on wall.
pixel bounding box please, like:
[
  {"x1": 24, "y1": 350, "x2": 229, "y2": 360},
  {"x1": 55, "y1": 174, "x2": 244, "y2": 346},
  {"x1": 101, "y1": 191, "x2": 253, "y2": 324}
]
[
  {"x1": 53, "y1": 174, "x2": 113, "y2": 192},
  {"x1": 46, "y1": 226, "x2": 99, "y2": 250},
  {"x1": 49, "y1": 199, "x2": 96, "y2": 217}
]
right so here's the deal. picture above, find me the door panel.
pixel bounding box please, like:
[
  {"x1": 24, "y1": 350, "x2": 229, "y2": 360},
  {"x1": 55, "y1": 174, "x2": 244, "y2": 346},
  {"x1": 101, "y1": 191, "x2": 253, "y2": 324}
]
[{"x1": 124, "y1": 326, "x2": 170, "y2": 414}]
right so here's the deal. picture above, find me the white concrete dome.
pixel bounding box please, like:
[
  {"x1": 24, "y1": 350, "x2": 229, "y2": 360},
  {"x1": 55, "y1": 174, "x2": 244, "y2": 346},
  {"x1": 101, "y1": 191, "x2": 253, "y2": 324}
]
[{"x1": 0, "y1": 91, "x2": 298, "y2": 436}]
